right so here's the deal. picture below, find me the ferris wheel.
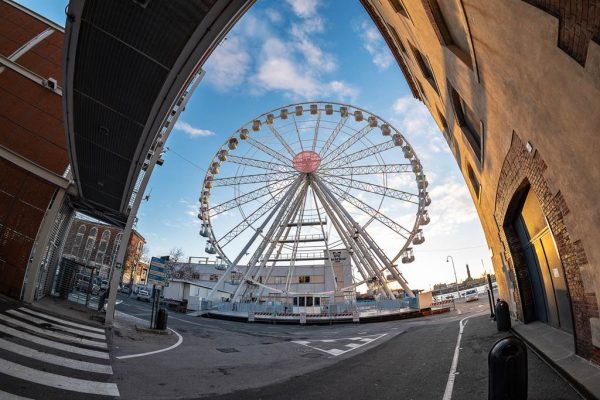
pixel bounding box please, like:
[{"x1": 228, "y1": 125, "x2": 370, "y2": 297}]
[{"x1": 198, "y1": 102, "x2": 431, "y2": 301}]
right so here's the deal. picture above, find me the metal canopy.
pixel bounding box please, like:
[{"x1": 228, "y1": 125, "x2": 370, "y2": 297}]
[{"x1": 63, "y1": 0, "x2": 253, "y2": 226}]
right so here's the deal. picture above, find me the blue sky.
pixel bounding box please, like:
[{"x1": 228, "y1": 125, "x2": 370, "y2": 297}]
[{"x1": 23, "y1": 0, "x2": 491, "y2": 290}]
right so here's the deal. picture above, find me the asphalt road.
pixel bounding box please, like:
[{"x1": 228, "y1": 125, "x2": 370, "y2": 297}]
[{"x1": 109, "y1": 294, "x2": 583, "y2": 400}]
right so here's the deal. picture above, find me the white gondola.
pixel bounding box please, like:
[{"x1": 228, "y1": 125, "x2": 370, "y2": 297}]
[
  {"x1": 199, "y1": 225, "x2": 209, "y2": 237},
  {"x1": 266, "y1": 113, "x2": 274, "y2": 124},
  {"x1": 295, "y1": 105, "x2": 303, "y2": 116},
  {"x1": 240, "y1": 128, "x2": 250, "y2": 140},
  {"x1": 368, "y1": 115, "x2": 378, "y2": 127},
  {"x1": 413, "y1": 230, "x2": 425, "y2": 245},
  {"x1": 280, "y1": 108, "x2": 288, "y2": 119},
  {"x1": 340, "y1": 106, "x2": 349, "y2": 117},
  {"x1": 419, "y1": 210, "x2": 430, "y2": 225},
  {"x1": 210, "y1": 162, "x2": 220, "y2": 175},
  {"x1": 325, "y1": 104, "x2": 333, "y2": 115},
  {"x1": 354, "y1": 110, "x2": 363, "y2": 122},
  {"x1": 201, "y1": 195, "x2": 209, "y2": 204},
  {"x1": 218, "y1": 150, "x2": 228, "y2": 161},
  {"x1": 381, "y1": 124, "x2": 391, "y2": 136},
  {"x1": 204, "y1": 176, "x2": 213, "y2": 188},
  {"x1": 401, "y1": 248, "x2": 415, "y2": 264},
  {"x1": 403, "y1": 145, "x2": 414, "y2": 158},
  {"x1": 393, "y1": 133, "x2": 403, "y2": 146},
  {"x1": 310, "y1": 104, "x2": 318, "y2": 115},
  {"x1": 417, "y1": 174, "x2": 428, "y2": 189},
  {"x1": 228, "y1": 137, "x2": 238, "y2": 150},
  {"x1": 205, "y1": 240, "x2": 216, "y2": 254},
  {"x1": 411, "y1": 159, "x2": 422, "y2": 173},
  {"x1": 252, "y1": 120, "x2": 261, "y2": 132},
  {"x1": 422, "y1": 192, "x2": 431, "y2": 206}
]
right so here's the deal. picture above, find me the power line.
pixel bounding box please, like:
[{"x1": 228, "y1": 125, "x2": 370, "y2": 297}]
[
  {"x1": 165, "y1": 147, "x2": 206, "y2": 172},
  {"x1": 419, "y1": 244, "x2": 488, "y2": 253}
]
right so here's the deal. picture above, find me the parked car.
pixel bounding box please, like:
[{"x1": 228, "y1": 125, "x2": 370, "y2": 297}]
[
  {"x1": 137, "y1": 289, "x2": 151, "y2": 302},
  {"x1": 100, "y1": 280, "x2": 109, "y2": 290},
  {"x1": 465, "y1": 289, "x2": 479, "y2": 302}
]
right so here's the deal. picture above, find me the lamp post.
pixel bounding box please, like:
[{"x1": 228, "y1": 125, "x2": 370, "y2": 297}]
[{"x1": 446, "y1": 255, "x2": 460, "y2": 307}]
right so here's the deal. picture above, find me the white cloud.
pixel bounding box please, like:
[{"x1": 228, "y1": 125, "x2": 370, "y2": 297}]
[
  {"x1": 286, "y1": 0, "x2": 319, "y2": 18},
  {"x1": 426, "y1": 179, "x2": 479, "y2": 237},
  {"x1": 358, "y1": 21, "x2": 394, "y2": 70},
  {"x1": 174, "y1": 121, "x2": 215, "y2": 137},
  {"x1": 265, "y1": 8, "x2": 283, "y2": 24},
  {"x1": 204, "y1": 36, "x2": 251, "y2": 91}
]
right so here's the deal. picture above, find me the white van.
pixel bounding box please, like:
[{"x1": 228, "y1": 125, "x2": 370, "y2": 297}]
[{"x1": 465, "y1": 289, "x2": 479, "y2": 302}]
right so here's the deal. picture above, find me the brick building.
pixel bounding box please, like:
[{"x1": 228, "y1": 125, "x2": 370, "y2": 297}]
[
  {"x1": 61, "y1": 217, "x2": 145, "y2": 282},
  {"x1": 0, "y1": 1, "x2": 68, "y2": 299},
  {"x1": 361, "y1": 0, "x2": 600, "y2": 362}
]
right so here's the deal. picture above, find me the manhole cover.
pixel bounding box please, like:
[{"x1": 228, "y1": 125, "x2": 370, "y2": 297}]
[{"x1": 216, "y1": 348, "x2": 239, "y2": 353}]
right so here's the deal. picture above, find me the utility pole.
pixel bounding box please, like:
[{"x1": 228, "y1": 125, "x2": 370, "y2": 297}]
[{"x1": 446, "y1": 255, "x2": 460, "y2": 306}]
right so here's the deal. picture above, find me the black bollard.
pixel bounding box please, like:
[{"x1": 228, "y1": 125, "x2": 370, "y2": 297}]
[
  {"x1": 156, "y1": 308, "x2": 168, "y2": 330},
  {"x1": 487, "y1": 289, "x2": 495, "y2": 320},
  {"x1": 495, "y1": 299, "x2": 511, "y2": 331},
  {"x1": 489, "y1": 336, "x2": 527, "y2": 400}
]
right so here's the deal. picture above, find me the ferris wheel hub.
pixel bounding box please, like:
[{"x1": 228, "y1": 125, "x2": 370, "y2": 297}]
[{"x1": 293, "y1": 151, "x2": 321, "y2": 173}]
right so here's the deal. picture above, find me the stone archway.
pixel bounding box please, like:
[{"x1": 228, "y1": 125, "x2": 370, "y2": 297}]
[{"x1": 494, "y1": 132, "x2": 598, "y2": 360}]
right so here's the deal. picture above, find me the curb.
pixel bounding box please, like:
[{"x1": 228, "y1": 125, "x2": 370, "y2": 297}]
[
  {"x1": 134, "y1": 324, "x2": 172, "y2": 335},
  {"x1": 510, "y1": 327, "x2": 595, "y2": 400}
]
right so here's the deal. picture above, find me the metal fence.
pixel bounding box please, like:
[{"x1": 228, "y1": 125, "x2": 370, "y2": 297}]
[{"x1": 52, "y1": 257, "x2": 106, "y2": 311}]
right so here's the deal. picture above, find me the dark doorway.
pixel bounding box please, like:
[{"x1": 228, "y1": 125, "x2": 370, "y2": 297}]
[{"x1": 512, "y1": 189, "x2": 573, "y2": 333}]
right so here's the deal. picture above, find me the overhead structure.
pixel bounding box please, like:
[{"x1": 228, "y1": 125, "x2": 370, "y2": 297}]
[
  {"x1": 62, "y1": 0, "x2": 253, "y2": 226},
  {"x1": 202, "y1": 102, "x2": 431, "y2": 301}
]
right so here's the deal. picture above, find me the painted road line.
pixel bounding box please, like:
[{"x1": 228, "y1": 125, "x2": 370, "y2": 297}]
[
  {"x1": 292, "y1": 333, "x2": 387, "y2": 357},
  {"x1": 6, "y1": 310, "x2": 106, "y2": 340},
  {"x1": 116, "y1": 328, "x2": 183, "y2": 360},
  {"x1": 0, "y1": 338, "x2": 112, "y2": 374},
  {"x1": 0, "y1": 358, "x2": 120, "y2": 396},
  {"x1": 17, "y1": 308, "x2": 105, "y2": 333},
  {"x1": 442, "y1": 312, "x2": 487, "y2": 400},
  {"x1": 0, "y1": 324, "x2": 109, "y2": 359},
  {"x1": 0, "y1": 390, "x2": 33, "y2": 399},
  {"x1": 0, "y1": 314, "x2": 107, "y2": 349}
]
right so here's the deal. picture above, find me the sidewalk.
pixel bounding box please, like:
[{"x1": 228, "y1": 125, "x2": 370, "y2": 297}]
[{"x1": 512, "y1": 320, "x2": 600, "y2": 399}]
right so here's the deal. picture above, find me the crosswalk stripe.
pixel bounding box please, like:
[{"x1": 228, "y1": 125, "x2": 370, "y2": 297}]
[
  {"x1": 17, "y1": 308, "x2": 105, "y2": 333},
  {"x1": 0, "y1": 324, "x2": 108, "y2": 359},
  {"x1": 6, "y1": 310, "x2": 106, "y2": 340},
  {"x1": 0, "y1": 358, "x2": 120, "y2": 396},
  {"x1": 0, "y1": 338, "x2": 112, "y2": 374},
  {"x1": 0, "y1": 389, "x2": 33, "y2": 399},
  {"x1": 0, "y1": 314, "x2": 107, "y2": 349}
]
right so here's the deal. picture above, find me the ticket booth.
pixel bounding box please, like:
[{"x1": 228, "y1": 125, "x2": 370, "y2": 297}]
[{"x1": 292, "y1": 295, "x2": 322, "y2": 314}]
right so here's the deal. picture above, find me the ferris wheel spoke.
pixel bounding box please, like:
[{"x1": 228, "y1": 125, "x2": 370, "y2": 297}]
[
  {"x1": 292, "y1": 114, "x2": 304, "y2": 152},
  {"x1": 245, "y1": 137, "x2": 293, "y2": 166},
  {"x1": 319, "y1": 115, "x2": 348, "y2": 156},
  {"x1": 321, "y1": 140, "x2": 395, "y2": 169},
  {"x1": 320, "y1": 174, "x2": 419, "y2": 204},
  {"x1": 209, "y1": 179, "x2": 293, "y2": 217},
  {"x1": 266, "y1": 123, "x2": 296, "y2": 157},
  {"x1": 318, "y1": 164, "x2": 412, "y2": 175},
  {"x1": 228, "y1": 155, "x2": 294, "y2": 172},
  {"x1": 218, "y1": 185, "x2": 290, "y2": 247},
  {"x1": 322, "y1": 124, "x2": 374, "y2": 164},
  {"x1": 311, "y1": 110, "x2": 321, "y2": 152},
  {"x1": 211, "y1": 171, "x2": 296, "y2": 187},
  {"x1": 327, "y1": 184, "x2": 412, "y2": 238}
]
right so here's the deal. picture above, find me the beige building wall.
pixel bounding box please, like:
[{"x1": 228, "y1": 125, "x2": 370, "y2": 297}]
[{"x1": 362, "y1": 0, "x2": 600, "y2": 363}]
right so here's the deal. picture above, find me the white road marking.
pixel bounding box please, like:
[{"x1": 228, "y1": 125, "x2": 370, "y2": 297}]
[
  {"x1": 0, "y1": 324, "x2": 109, "y2": 359},
  {"x1": 0, "y1": 358, "x2": 119, "y2": 396},
  {"x1": 292, "y1": 333, "x2": 387, "y2": 357},
  {"x1": 0, "y1": 338, "x2": 112, "y2": 374},
  {"x1": 0, "y1": 390, "x2": 33, "y2": 399},
  {"x1": 116, "y1": 328, "x2": 183, "y2": 360},
  {"x1": 7, "y1": 310, "x2": 106, "y2": 340},
  {"x1": 0, "y1": 314, "x2": 107, "y2": 349},
  {"x1": 443, "y1": 312, "x2": 487, "y2": 400},
  {"x1": 18, "y1": 308, "x2": 105, "y2": 333}
]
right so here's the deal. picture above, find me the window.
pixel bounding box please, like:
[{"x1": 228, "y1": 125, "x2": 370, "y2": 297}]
[
  {"x1": 424, "y1": 0, "x2": 472, "y2": 67},
  {"x1": 299, "y1": 296, "x2": 305, "y2": 306},
  {"x1": 467, "y1": 164, "x2": 480, "y2": 197},
  {"x1": 94, "y1": 230, "x2": 111, "y2": 265},
  {"x1": 314, "y1": 297, "x2": 321, "y2": 306},
  {"x1": 299, "y1": 276, "x2": 311, "y2": 283},
  {"x1": 389, "y1": 0, "x2": 408, "y2": 18},
  {"x1": 412, "y1": 46, "x2": 438, "y2": 94},
  {"x1": 293, "y1": 297, "x2": 298, "y2": 306},
  {"x1": 306, "y1": 297, "x2": 313, "y2": 307},
  {"x1": 436, "y1": 107, "x2": 450, "y2": 142},
  {"x1": 82, "y1": 227, "x2": 97, "y2": 262},
  {"x1": 71, "y1": 224, "x2": 86, "y2": 257},
  {"x1": 387, "y1": 24, "x2": 407, "y2": 55},
  {"x1": 449, "y1": 85, "x2": 482, "y2": 163}
]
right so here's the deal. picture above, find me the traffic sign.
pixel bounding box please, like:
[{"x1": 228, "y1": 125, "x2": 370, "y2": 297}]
[{"x1": 148, "y1": 257, "x2": 171, "y2": 287}]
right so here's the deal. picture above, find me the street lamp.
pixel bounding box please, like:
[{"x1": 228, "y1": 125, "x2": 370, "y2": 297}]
[{"x1": 446, "y1": 256, "x2": 460, "y2": 306}]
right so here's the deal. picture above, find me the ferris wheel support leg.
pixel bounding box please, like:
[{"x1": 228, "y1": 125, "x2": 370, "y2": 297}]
[
  {"x1": 207, "y1": 177, "x2": 302, "y2": 301},
  {"x1": 311, "y1": 178, "x2": 394, "y2": 299},
  {"x1": 311, "y1": 189, "x2": 338, "y2": 292},
  {"x1": 313, "y1": 176, "x2": 415, "y2": 298},
  {"x1": 231, "y1": 180, "x2": 308, "y2": 302}
]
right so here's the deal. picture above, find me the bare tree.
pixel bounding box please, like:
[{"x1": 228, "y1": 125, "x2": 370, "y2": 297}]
[{"x1": 168, "y1": 247, "x2": 185, "y2": 263}]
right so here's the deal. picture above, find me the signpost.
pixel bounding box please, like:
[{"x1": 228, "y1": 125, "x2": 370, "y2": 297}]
[{"x1": 147, "y1": 257, "x2": 172, "y2": 329}]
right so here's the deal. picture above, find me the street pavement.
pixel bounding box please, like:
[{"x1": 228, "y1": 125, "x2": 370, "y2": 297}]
[{"x1": 0, "y1": 293, "x2": 585, "y2": 399}]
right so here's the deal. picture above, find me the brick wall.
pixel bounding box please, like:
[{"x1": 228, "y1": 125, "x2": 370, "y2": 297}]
[{"x1": 494, "y1": 132, "x2": 598, "y2": 360}]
